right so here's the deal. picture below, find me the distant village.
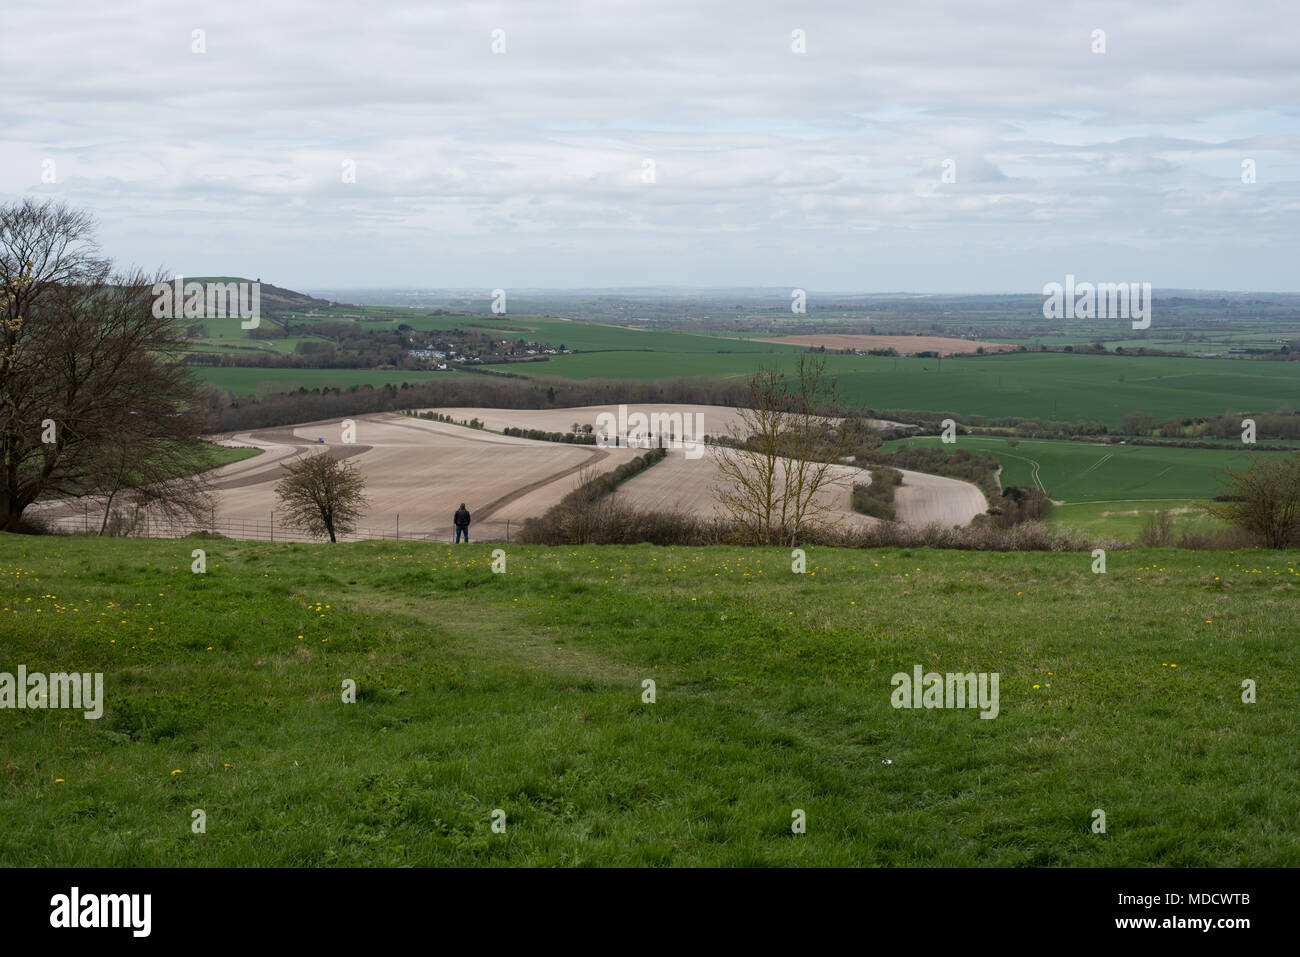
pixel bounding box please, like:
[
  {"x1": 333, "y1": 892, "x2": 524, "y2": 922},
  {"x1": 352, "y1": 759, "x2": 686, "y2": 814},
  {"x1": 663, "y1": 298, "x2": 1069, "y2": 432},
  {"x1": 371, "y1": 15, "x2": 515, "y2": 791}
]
[
  {"x1": 403, "y1": 335, "x2": 571, "y2": 370},
  {"x1": 185, "y1": 313, "x2": 574, "y2": 372}
]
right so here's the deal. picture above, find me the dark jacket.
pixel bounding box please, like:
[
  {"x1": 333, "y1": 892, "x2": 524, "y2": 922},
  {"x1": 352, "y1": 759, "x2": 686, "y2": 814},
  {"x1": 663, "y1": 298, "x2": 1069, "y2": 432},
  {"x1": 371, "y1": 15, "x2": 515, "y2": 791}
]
[{"x1": 454, "y1": 508, "x2": 471, "y2": 527}]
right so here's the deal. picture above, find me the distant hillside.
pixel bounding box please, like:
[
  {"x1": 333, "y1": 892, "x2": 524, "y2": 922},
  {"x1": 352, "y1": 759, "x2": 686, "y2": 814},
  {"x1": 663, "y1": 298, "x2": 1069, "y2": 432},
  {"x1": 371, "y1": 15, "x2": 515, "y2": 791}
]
[{"x1": 187, "y1": 277, "x2": 333, "y2": 317}]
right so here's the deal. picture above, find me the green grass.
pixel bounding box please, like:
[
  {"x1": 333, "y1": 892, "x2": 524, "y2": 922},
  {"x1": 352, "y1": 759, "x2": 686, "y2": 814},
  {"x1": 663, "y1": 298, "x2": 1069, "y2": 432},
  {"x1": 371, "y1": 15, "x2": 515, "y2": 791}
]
[
  {"x1": 205, "y1": 446, "x2": 260, "y2": 468},
  {"x1": 1, "y1": 535, "x2": 1297, "y2": 866},
  {"x1": 47, "y1": 445, "x2": 260, "y2": 500},
  {"x1": 449, "y1": 317, "x2": 788, "y2": 354},
  {"x1": 1047, "y1": 501, "x2": 1228, "y2": 540},
  {"x1": 188, "y1": 336, "x2": 336, "y2": 356},
  {"x1": 193, "y1": 367, "x2": 455, "y2": 395},
  {"x1": 886, "y1": 435, "x2": 1289, "y2": 503}
]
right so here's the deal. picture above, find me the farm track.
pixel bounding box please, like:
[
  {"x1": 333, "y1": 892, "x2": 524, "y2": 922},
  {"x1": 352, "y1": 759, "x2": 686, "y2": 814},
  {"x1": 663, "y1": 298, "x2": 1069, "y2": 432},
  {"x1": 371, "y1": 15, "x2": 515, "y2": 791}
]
[
  {"x1": 472, "y1": 448, "x2": 611, "y2": 522},
  {"x1": 997, "y1": 450, "x2": 1047, "y2": 493},
  {"x1": 1075, "y1": 452, "x2": 1113, "y2": 481}
]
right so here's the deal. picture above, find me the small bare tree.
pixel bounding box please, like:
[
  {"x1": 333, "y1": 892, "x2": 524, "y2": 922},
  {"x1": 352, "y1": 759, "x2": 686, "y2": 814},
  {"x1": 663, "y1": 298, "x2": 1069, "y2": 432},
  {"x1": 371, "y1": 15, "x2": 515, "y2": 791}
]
[
  {"x1": 714, "y1": 366, "x2": 785, "y2": 544},
  {"x1": 1202, "y1": 453, "x2": 1300, "y2": 548},
  {"x1": 715, "y1": 356, "x2": 855, "y2": 545},
  {"x1": 274, "y1": 452, "x2": 369, "y2": 542},
  {"x1": 777, "y1": 355, "x2": 854, "y2": 539}
]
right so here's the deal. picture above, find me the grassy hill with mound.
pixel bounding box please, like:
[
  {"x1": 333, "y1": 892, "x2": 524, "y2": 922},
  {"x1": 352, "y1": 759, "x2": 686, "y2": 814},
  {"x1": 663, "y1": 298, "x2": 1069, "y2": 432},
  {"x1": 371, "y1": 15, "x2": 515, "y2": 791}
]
[{"x1": 185, "y1": 277, "x2": 333, "y2": 317}]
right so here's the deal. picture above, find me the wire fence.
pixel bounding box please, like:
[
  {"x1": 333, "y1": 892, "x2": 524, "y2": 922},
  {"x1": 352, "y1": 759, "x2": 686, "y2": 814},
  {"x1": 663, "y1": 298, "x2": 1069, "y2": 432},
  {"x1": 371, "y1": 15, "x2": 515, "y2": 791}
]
[{"x1": 41, "y1": 510, "x2": 510, "y2": 544}]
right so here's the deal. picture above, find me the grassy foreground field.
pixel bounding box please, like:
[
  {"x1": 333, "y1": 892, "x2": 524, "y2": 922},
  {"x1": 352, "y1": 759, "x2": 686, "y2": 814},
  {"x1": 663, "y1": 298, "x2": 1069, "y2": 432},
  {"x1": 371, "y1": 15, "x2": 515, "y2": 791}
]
[{"x1": 1, "y1": 534, "x2": 1297, "y2": 866}]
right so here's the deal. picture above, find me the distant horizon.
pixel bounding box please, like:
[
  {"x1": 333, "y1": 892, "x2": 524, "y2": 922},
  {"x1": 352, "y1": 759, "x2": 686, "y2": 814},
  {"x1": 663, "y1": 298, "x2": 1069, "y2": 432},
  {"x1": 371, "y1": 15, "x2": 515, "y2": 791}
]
[{"x1": 293, "y1": 285, "x2": 1300, "y2": 298}]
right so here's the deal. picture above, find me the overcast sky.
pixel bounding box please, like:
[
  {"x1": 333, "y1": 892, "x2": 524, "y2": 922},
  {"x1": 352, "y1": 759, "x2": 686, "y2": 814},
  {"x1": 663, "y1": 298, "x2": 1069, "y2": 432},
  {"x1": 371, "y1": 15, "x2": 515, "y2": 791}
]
[{"x1": 3, "y1": 0, "x2": 1297, "y2": 292}]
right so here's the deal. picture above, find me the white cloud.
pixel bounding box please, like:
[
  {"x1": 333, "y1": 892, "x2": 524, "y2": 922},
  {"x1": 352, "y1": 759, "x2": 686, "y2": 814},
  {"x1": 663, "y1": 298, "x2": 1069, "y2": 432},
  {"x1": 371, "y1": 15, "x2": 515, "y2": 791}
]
[{"x1": 1, "y1": 0, "x2": 1297, "y2": 290}]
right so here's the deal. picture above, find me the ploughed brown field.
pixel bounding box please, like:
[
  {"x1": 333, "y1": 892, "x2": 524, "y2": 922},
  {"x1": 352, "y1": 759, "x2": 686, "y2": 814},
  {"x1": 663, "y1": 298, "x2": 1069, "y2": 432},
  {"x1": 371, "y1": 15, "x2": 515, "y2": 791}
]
[
  {"x1": 421, "y1": 404, "x2": 912, "y2": 433},
  {"x1": 748, "y1": 334, "x2": 1016, "y2": 355},
  {"x1": 35, "y1": 408, "x2": 987, "y2": 541}
]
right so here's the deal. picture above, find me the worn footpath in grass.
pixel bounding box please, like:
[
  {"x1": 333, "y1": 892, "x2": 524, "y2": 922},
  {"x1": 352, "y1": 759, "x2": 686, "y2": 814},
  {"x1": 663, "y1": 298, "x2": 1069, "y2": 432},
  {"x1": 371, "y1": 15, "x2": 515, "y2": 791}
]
[{"x1": 0, "y1": 534, "x2": 1297, "y2": 866}]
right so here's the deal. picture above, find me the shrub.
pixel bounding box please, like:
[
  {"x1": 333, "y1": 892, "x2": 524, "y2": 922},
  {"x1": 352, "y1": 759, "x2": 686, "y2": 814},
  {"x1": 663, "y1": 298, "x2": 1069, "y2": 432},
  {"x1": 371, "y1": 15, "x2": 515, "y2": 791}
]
[
  {"x1": 851, "y1": 468, "x2": 903, "y2": 520},
  {"x1": 1174, "y1": 526, "x2": 1256, "y2": 550},
  {"x1": 1202, "y1": 452, "x2": 1300, "y2": 548},
  {"x1": 986, "y1": 486, "x2": 1053, "y2": 528},
  {"x1": 1136, "y1": 509, "x2": 1175, "y2": 547}
]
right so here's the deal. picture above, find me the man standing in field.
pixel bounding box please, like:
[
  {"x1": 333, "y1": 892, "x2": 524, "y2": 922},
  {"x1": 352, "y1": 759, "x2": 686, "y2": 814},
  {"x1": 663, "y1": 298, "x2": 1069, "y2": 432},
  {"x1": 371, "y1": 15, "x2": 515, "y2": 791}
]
[{"x1": 453, "y1": 503, "x2": 471, "y2": 543}]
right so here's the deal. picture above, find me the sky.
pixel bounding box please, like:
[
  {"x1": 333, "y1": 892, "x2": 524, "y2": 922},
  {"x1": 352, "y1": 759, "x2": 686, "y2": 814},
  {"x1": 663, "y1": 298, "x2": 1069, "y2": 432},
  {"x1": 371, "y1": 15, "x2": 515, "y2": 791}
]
[{"x1": 2, "y1": 0, "x2": 1297, "y2": 293}]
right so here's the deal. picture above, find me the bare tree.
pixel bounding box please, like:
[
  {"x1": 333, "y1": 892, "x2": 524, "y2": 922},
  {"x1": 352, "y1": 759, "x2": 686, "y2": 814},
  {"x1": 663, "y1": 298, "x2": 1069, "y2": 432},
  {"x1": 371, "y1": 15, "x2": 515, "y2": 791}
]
[
  {"x1": 715, "y1": 356, "x2": 855, "y2": 545},
  {"x1": 714, "y1": 366, "x2": 785, "y2": 544},
  {"x1": 274, "y1": 452, "x2": 369, "y2": 542},
  {"x1": 0, "y1": 199, "x2": 216, "y2": 531},
  {"x1": 1202, "y1": 453, "x2": 1300, "y2": 548},
  {"x1": 777, "y1": 355, "x2": 854, "y2": 540}
]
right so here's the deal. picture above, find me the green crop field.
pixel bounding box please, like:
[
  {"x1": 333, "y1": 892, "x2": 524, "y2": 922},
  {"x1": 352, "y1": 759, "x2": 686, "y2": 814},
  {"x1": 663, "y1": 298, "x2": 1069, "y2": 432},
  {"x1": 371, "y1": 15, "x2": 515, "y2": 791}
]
[
  {"x1": 998, "y1": 334, "x2": 1298, "y2": 354},
  {"x1": 192, "y1": 367, "x2": 454, "y2": 396},
  {"x1": 522, "y1": 349, "x2": 794, "y2": 381},
  {"x1": 182, "y1": 308, "x2": 1300, "y2": 428},
  {"x1": 885, "y1": 436, "x2": 1286, "y2": 503},
  {"x1": 1, "y1": 535, "x2": 1296, "y2": 866},
  {"x1": 275, "y1": 313, "x2": 790, "y2": 355},
  {"x1": 524, "y1": 350, "x2": 1300, "y2": 428},
  {"x1": 192, "y1": 336, "x2": 335, "y2": 353},
  {"x1": 454, "y1": 318, "x2": 789, "y2": 354}
]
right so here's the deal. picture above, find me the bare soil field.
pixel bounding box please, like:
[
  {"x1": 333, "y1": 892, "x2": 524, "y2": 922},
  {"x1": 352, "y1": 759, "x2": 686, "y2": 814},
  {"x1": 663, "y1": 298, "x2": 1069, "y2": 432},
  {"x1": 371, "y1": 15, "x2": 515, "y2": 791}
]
[
  {"x1": 423, "y1": 404, "x2": 912, "y2": 433},
  {"x1": 208, "y1": 415, "x2": 642, "y2": 541},
  {"x1": 613, "y1": 447, "x2": 868, "y2": 527},
  {"x1": 613, "y1": 446, "x2": 987, "y2": 529},
  {"x1": 892, "y1": 470, "x2": 990, "y2": 525},
  {"x1": 36, "y1": 408, "x2": 985, "y2": 540},
  {"x1": 747, "y1": 334, "x2": 1016, "y2": 355},
  {"x1": 38, "y1": 414, "x2": 639, "y2": 542}
]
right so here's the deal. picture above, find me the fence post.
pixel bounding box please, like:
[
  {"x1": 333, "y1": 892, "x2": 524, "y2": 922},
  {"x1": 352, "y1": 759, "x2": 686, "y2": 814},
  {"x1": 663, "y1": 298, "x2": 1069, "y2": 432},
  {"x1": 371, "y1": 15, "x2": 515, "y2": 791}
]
[
  {"x1": 396, "y1": 514, "x2": 399, "y2": 540},
  {"x1": 270, "y1": 511, "x2": 274, "y2": 543},
  {"x1": 506, "y1": 519, "x2": 510, "y2": 542},
  {"x1": 211, "y1": 508, "x2": 215, "y2": 535},
  {"x1": 83, "y1": 503, "x2": 88, "y2": 534}
]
